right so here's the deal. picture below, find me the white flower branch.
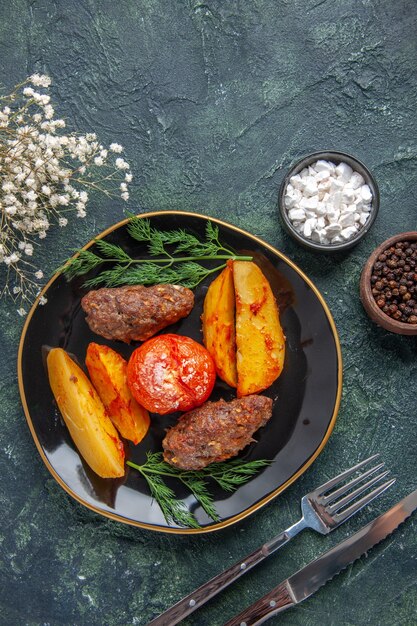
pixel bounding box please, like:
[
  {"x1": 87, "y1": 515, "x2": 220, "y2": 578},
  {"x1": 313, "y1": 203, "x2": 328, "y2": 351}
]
[{"x1": 0, "y1": 74, "x2": 132, "y2": 314}]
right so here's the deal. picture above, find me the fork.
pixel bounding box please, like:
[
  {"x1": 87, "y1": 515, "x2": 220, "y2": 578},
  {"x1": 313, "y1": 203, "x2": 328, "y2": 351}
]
[{"x1": 147, "y1": 454, "x2": 395, "y2": 626}]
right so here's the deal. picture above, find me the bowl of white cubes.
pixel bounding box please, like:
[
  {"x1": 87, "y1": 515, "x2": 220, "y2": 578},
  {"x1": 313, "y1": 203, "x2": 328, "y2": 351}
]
[{"x1": 279, "y1": 151, "x2": 379, "y2": 251}]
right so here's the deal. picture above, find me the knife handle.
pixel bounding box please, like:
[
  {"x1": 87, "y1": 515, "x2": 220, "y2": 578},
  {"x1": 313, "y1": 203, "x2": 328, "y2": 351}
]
[
  {"x1": 223, "y1": 582, "x2": 295, "y2": 626},
  {"x1": 147, "y1": 523, "x2": 304, "y2": 626}
]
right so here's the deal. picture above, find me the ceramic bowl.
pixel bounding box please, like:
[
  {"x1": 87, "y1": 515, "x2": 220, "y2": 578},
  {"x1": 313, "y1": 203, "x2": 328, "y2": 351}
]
[
  {"x1": 360, "y1": 231, "x2": 417, "y2": 335},
  {"x1": 278, "y1": 150, "x2": 380, "y2": 252}
]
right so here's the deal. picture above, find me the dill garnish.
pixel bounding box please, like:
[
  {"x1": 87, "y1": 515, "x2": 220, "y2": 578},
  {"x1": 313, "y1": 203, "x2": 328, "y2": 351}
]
[
  {"x1": 62, "y1": 216, "x2": 253, "y2": 289},
  {"x1": 127, "y1": 452, "x2": 271, "y2": 528}
]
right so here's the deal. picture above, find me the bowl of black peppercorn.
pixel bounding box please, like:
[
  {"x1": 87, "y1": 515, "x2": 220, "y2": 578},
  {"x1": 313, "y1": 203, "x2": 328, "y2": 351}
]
[{"x1": 360, "y1": 232, "x2": 417, "y2": 334}]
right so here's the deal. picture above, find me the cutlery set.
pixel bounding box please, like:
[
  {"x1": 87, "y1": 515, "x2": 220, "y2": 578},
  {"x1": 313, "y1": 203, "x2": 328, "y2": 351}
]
[{"x1": 148, "y1": 455, "x2": 416, "y2": 625}]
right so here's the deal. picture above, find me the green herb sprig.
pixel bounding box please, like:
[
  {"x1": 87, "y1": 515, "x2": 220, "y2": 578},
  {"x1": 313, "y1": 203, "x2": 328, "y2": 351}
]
[
  {"x1": 62, "y1": 217, "x2": 253, "y2": 289},
  {"x1": 127, "y1": 452, "x2": 271, "y2": 528}
]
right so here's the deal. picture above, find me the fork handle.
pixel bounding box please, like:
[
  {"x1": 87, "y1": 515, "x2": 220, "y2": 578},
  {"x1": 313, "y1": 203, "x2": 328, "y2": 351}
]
[
  {"x1": 147, "y1": 520, "x2": 305, "y2": 626},
  {"x1": 223, "y1": 581, "x2": 295, "y2": 626}
]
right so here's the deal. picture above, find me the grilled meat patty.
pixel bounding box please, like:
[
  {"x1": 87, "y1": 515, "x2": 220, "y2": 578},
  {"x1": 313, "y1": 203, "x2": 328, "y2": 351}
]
[
  {"x1": 163, "y1": 395, "x2": 273, "y2": 470},
  {"x1": 81, "y1": 284, "x2": 194, "y2": 343}
]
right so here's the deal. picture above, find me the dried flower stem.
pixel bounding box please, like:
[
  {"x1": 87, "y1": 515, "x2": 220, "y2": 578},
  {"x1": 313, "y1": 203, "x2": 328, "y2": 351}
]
[{"x1": 0, "y1": 73, "x2": 132, "y2": 315}]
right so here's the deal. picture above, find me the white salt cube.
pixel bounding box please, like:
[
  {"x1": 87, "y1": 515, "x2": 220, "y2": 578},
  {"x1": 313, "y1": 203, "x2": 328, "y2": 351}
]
[
  {"x1": 304, "y1": 177, "x2": 318, "y2": 196},
  {"x1": 339, "y1": 212, "x2": 355, "y2": 227},
  {"x1": 288, "y1": 208, "x2": 305, "y2": 221},
  {"x1": 318, "y1": 180, "x2": 331, "y2": 191},
  {"x1": 290, "y1": 174, "x2": 303, "y2": 189},
  {"x1": 341, "y1": 225, "x2": 358, "y2": 240},
  {"x1": 317, "y1": 216, "x2": 326, "y2": 228},
  {"x1": 303, "y1": 218, "x2": 317, "y2": 237},
  {"x1": 331, "y1": 235, "x2": 343, "y2": 244},
  {"x1": 360, "y1": 184, "x2": 372, "y2": 202},
  {"x1": 332, "y1": 191, "x2": 342, "y2": 210},
  {"x1": 325, "y1": 223, "x2": 342, "y2": 236},
  {"x1": 315, "y1": 202, "x2": 327, "y2": 216},
  {"x1": 314, "y1": 160, "x2": 336, "y2": 173},
  {"x1": 359, "y1": 213, "x2": 369, "y2": 225},
  {"x1": 327, "y1": 209, "x2": 340, "y2": 223},
  {"x1": 330, "y1": 178, "x2": 344, "y2": 193},
  {"x1": 315, "y1": 170, "x2": 330, "y2": 182},
  {"x1": 342, "y1": 204, "x2": 357, "y2": 214},
  {"x1": 342, "y1": 187, "x2": 355, "y2": 203},
  {"x1": 347, "y1": 172, "x2": 365, "y2": 189},
  {"x1": 304, "y1": 196, "x2": 318, "y2": 210},
  {"x1": 335, "y1": 162, "x2": 353, "y2": 181},
  {"x1": 362, "y1": 203, "x2": 371, "y2": 213},
  {"x1": 285, "y1": 194, "x2": 297, "y2": 209},
  {"x1": 286, "y1": 183, "x2": 294, "y2": 193}
]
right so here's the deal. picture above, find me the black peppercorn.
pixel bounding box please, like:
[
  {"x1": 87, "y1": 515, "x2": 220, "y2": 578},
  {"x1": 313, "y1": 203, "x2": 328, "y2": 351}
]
[{"x1": 371, "y1": 239, "x2": 417, "y2": 325}]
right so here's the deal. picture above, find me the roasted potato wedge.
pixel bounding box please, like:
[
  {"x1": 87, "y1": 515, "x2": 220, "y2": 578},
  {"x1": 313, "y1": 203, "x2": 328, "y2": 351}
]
[
  {"x1": 47, "y1": 348, "x2": 125, "y2": 478},
  {"x1": 233, "y1": 261, "x2": 285, "y2": 396},
  {"x1": 86, "y1": 343, "x2": 150, "y2": 444},
  {"x1": 201, "y1": 262, "x2": 237, "y2": 388}
]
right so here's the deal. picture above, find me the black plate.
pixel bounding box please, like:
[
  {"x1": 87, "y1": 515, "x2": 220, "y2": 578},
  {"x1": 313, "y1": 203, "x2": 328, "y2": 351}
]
[{"x1": 18, "y1": 211, "x2": 342, "y2": 534}]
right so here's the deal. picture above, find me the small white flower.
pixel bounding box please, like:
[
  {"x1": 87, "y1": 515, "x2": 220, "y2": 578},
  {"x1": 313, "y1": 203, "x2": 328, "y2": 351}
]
[
  {"x1": 13, "y1": 286, "x2": 21, "y2": 294},
  {"x1": 115, "y1": 158, "x2": 129, "y2": 170},
  {"x1": 85, "y1": 133, "x2": 97, "y2": 141},
  {"x1": 23, "y1": 87, "x2": 35, "y2": 97},
  {"x1": 44, "y1": 104, "x2": 54, "y2": 119},
  {"x1": 17, "y1": 307, "x2": 27, "y2": 317},
  {"x1": 41, "y1": 185, "x2": 51, "y2": 196},
  {"x1": 58, "y1": 195, "x2": 70, "y2": 205},
  {"x1": 38, "y1": 295, "x2": 47, "y2": 305},
  {"x1": 38, "y1": 231, "x2": 47, "y2": 239},
  {"x1": 110, "y1": 143, "x2": 123, "y2": 153},
  {"x1": 79, "y1": 191, "x2": 88, "y2": 203},
  {"x1": 59, "y1": 217, "x2": 68, "y2": 227},
  {"x1": 35, "y1": 270, "x2": 44, "y2": 279},
  {"x1": 94, "y1": 156, "x2": 104, "y2": 166},
  {"x1": 120, "y1": 182, "x2": 128, "y2": 192},
  {"x1": 32, "y1": 113, "x2": 42, "y2": 123},
  {"x1": 76, "y1": 203, "x2": 86, "y2": 218},
  {"x1": 24, "y1": 244, "x2": 34, "y2": 256},
  {"x1": 100, "y1": 149, "x2": 108, "y2": 159},
  {"x1": 5, "y1": 206, "x2": 17, "y2": 215},
  {"x1": 78, "y1": 165, "x2": 86, "y2": 174},
  {"x1": 121, "y1": 192, "x2": 129, "y2": 201},
  {"x1": 125, "y1": 173, "x2": 133, "y2": 182},
  {"x1": 30, "y1": 73, "x2": 51, "y2": 87},
  {"x1": 2, "y1": 181, "x2": 16, "y2": 192}
]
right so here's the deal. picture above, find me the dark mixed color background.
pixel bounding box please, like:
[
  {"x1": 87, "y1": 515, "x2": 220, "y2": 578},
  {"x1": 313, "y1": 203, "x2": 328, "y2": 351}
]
[{"x1": 1, "y1": 1, "x2": 416, "y2": 625}]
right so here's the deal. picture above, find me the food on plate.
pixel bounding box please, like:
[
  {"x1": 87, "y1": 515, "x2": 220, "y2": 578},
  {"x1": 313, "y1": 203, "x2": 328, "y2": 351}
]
[
  {"x1": 201, "y1": 262, "x2": 237, "y2": 388},
  {"x1": 46, "y1": 348, "x2": 125, "y2": 478},
  {"x1": 162, "y1": 394, "x2": 273, "y2": 470},
  {"x1": 85, "y1": 343, "x2": 150, "y2": 444},
  {"x1": 202, "y1": 260, "x2": 285, "y2": 396},
  {"x1": 127, "y1": 333, "x2": 216, "y2": 415},
  {"x1": 233, "y1": 260, "x2": 285, "y2": 396},
  {"x1": 81, "y1": 284, "x2": 194, "y2": 343}
]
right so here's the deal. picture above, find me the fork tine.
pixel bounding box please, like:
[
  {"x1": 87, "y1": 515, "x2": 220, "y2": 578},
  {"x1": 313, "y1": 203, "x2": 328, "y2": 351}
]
[
  {"x1": 322, "y1": 462, "x2": 385, "y2": 505},
  {"x1": 326, "y1": 470, "x2": 391, "y2": 514},
  {"x1": 333, "y1": 478, "x2": 396, "y2": 524},
  {"x1": 312, "y1": 454, "x2": 380, "y2": 497}
]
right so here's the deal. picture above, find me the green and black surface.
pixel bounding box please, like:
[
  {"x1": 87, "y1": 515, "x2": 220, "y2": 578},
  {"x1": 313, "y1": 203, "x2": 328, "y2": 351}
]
[{"x1": 1, "y1": 1, "x2": 416, "y2": 624}]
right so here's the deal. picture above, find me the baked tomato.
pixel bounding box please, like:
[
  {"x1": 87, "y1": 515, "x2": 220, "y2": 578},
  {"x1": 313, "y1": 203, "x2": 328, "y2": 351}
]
[{"x1": 127, "y1": 334, "x2": 216, "y2": 415}]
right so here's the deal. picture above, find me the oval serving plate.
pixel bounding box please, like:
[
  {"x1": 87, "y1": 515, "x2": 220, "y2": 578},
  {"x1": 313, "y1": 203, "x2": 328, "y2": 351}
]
[{"x1": 18, "y1": 211, "x2": 342, "y2": 534}]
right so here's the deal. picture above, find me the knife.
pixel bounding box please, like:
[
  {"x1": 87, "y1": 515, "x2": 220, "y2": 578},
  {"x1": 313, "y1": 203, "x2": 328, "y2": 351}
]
[{"x1": 224, "y1": 488, "x2": 417, "y2": 626}]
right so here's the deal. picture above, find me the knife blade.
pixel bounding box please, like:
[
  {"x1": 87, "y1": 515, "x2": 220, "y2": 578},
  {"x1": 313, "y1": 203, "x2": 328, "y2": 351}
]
[{"x1": 224, "y1": 488, "x2": 417, "y2": 626}]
